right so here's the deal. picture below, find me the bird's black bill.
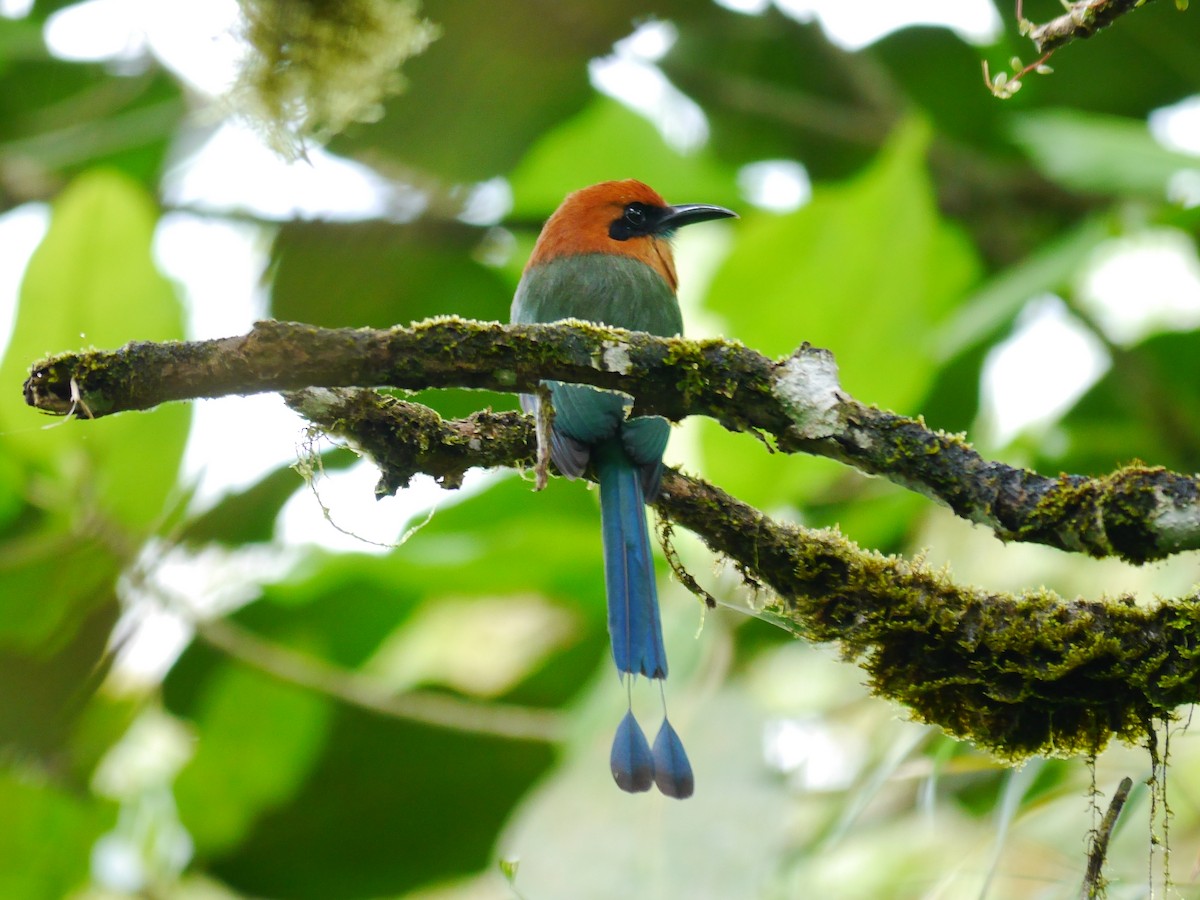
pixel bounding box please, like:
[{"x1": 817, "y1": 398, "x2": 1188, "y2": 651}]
[{"x1": 658, "y1": 203, "x2": 738, "y2": 231}]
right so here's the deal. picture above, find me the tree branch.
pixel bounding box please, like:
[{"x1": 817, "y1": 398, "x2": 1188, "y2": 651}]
[
  {"x1": 1026, "y1": 0, "x2": 1160, "y2": 55},
  {"x1": 24, "y1": 318, "x2": 1200, "y2": 563}
]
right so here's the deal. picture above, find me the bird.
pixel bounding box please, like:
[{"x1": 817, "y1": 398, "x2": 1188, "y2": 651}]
[{"x1": 511, "y1": 180, "x2": 736, "y2": 798}]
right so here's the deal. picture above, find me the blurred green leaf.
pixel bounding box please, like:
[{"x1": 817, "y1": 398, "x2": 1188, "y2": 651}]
[
  {"x1": 0, "y1": 591, "x2": 117, "y2": 761},
  {"x1": 0, "y1": 16, "x2": 45, "y2": 74},
  {"x1": 1011, "y1": 109, "x2": 1200, "y2": 198},
  {"x1": 62, "y1": 690, "x2": 143, "y2": 785},
  {"x1": 0, "y1": 445, "x2": 23, "y2": 531},
  {"x1": 174, "y1": 662, "x2": 332, "y2": 856},
  {"x1": 0, "y1": 169, "x2": 189, "y2": 531},
  {"x1": 812, "y1": 486, "x2": 926, "y2": 556},
  {"x1": 396, "y1": 474, "x2": 608, "y2": 603},
  {"x1": 0, "y1": 528, "x2": 118, "y2": 652},
  {"x1": 0, "y1": 766, "x2": 115, "y2": 899},
  {"x1": 0, "y1": 59, "x2": 102, "y2": 144},
  {"x1": 920, "y1": 219, "x2": 1113, "y2": 436},
  {"x1": 0, "y1": 170, "x2": 186, "y2": 775},
  {"x1": 210, "y1": 706, "x2": 553, "y2": 899},
  {"x1": 270, "y1": 219, "x2": 508, "y2": 327}
]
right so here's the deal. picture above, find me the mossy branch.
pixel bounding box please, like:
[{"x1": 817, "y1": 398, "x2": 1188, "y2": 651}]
[
  {"x1": 22, "y1": 319, "x2": 1200, "y2": 757},
  {"x1": 285, "y1": 386, "x2": 1200, "y2": 760},
  {"x1": 24, "y1": 317, "x2": 1200, "y2": 564}
]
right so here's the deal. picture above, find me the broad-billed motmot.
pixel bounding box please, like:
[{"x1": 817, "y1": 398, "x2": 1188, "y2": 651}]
[{"x1": 511, "y1": 181, "x2": 736, "y2": 798}]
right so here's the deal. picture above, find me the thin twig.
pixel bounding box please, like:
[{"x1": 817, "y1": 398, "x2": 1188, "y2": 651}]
[
  {"x1": 1080, "y1": 776, "x2": 1134, "y2": 900},
  {"x1": 657, "y1": 517, "x2": 719, "y2": 609},
  {"x1": 1029, "y1": 0, "x2": 1160, "y2": 54}
]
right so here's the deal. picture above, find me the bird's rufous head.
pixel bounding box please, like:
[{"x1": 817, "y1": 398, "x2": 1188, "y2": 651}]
[{"x1": 525, "y1": 180, "x2": 736, "y2": 291}]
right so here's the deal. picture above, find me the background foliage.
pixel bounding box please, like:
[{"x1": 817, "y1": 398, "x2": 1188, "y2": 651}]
[{"x1": 4, "y1": 1, "x2": 1200, "y2": 897}]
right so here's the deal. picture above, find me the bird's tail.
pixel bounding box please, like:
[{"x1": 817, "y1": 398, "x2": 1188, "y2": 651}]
[
  {"x1": 598, "y1": 447, "x2": 665, "y2": 680},
  {"x1": 597, "y1": 445, "x2": 693, "y2": 798}
]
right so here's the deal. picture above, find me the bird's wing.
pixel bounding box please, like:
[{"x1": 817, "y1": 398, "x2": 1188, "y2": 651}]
[{"x1": 544, "y1": 380, "x2": 627, "y2": 479}]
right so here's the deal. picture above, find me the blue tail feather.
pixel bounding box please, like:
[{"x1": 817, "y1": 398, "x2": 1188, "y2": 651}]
[
  {"x1": 652, "y1": 718, "x2": 694, "y2": 799},
  {"x1": 597, "y1": 445, "x2": 667, "y2": 679},
  {"x1": 611, "y1": 709, "x2": 654, "y2": 793}
]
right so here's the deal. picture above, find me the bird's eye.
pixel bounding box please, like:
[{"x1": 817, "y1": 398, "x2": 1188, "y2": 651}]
[
  {"x1": 623, "y1": 204, "x2": 647, "y2": 227},
  {"x1": 609, "y1": 202, "x2": 657, "y2": 241}
]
